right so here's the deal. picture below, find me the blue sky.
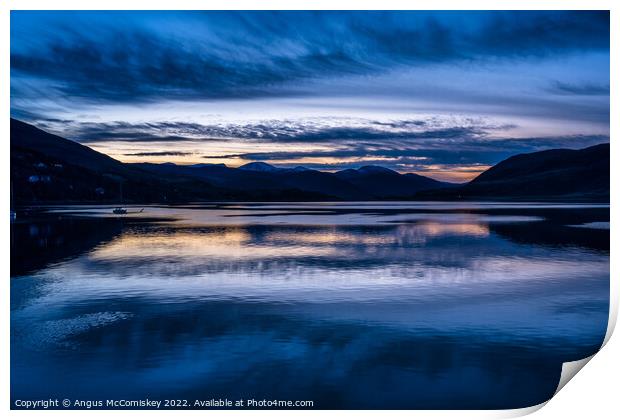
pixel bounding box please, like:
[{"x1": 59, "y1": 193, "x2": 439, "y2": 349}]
[{"x1": 10, "y1": 11, "x2": 609, "y2": 181}]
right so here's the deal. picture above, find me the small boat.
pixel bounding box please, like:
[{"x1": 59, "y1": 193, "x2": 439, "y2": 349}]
[
  {"x1": 112, "y1": 180, "x2": 128, "y2": 215},
  {"x1": 111, "y1": 182, "x2": 144, "y2": 215}
]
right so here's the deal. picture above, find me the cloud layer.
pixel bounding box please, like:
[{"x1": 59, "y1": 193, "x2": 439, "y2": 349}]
[
  {"x1": 32, "y1": 116, "x2": 608, "y2": 181},
  {"x1": 11, "y1": 11, "x2": 609, "y2": 103}
]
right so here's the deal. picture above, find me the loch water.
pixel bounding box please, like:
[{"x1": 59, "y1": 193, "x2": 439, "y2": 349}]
[{"x1": 10, "y1": 202, "x2": 610, "y2": 409}]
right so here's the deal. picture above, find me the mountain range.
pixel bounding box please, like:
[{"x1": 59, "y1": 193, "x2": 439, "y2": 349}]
[{"x1": 10, "y1": 118, "x2": 610, "y2": 203}]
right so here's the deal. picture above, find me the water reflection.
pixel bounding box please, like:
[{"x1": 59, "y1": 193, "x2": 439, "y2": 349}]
[{"x1": 11, "y1": 204, "x2": 609, "y2": 409}]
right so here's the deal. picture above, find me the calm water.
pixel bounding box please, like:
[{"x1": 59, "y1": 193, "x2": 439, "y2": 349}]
[{"x1": 11, "y1": 202, "x2": 609, "y2": 409}]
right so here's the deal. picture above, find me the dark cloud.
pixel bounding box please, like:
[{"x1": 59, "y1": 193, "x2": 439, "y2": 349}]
[
  {"x1": 549, "y1": 81, "x2": 610, "y2": 96},
  {"x1": 470, "y1": 11, "x2": 609, "y2": 56},
  {"x1": 11, "y1": 31, "x2": 298, "y2": 102},
  {"x1": 10, "y1": 11, "x2": 610, "y2": 104},
  {"x1": 45, "y1": 118, "x2": 499, "y2": 144},
  {"x1": 202, "y1": 134, "x2": 609, "y2": 168},
  {"x1": 124, "y1": 151, "x2": 194, "y2": 157}
]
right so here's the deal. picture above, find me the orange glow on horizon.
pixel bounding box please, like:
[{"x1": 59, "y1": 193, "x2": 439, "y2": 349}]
[{"x1": 86, "y1": 141, "x2": 488, "y2": 184}]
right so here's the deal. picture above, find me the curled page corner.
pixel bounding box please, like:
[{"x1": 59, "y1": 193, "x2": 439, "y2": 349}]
[
  {"x1": 501, "y1": 401, "x2": 548, "y2": 418},
  {"x1": 602, "y1": 296, "x2": 618, "y2": 348},
  {"x1": 552, "y1": 293, "x2": 620, "y2": 395},
  {"x1": 501, "y1": 355, "x2": 597, "y2": 418},
  {"x1": 554, "y1": 355, "x2": 595, "y2": 396}
]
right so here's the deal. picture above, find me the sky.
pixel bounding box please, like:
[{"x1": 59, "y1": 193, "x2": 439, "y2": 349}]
[{"x1": 10, "y1": 10, "x2": 610, "y2": 182}]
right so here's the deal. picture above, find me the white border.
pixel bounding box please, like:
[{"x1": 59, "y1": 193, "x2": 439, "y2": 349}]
[{"x1": 2, "y1": 1, "x2": 617, "y2": 419}]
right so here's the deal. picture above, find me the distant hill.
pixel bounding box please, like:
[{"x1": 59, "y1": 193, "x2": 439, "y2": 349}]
[
  {"x1": 335, "y1": 165, "x2": 453, "y2": 198},
  {"x1": 418, "y1": 144, "x2": 610, "y2": 202},
  {"x1": 11, "y1": 119, "x2": 227, "y2": 203},
  {"x1": 238, "y1": 162, "x2": 312, "y2": 173},
  {"x1": 11, "y1": 118, "x2": 128, "y2": 175},
  {"x1": 238, "y1": 161, "x2": 281, "y2": 172}
]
